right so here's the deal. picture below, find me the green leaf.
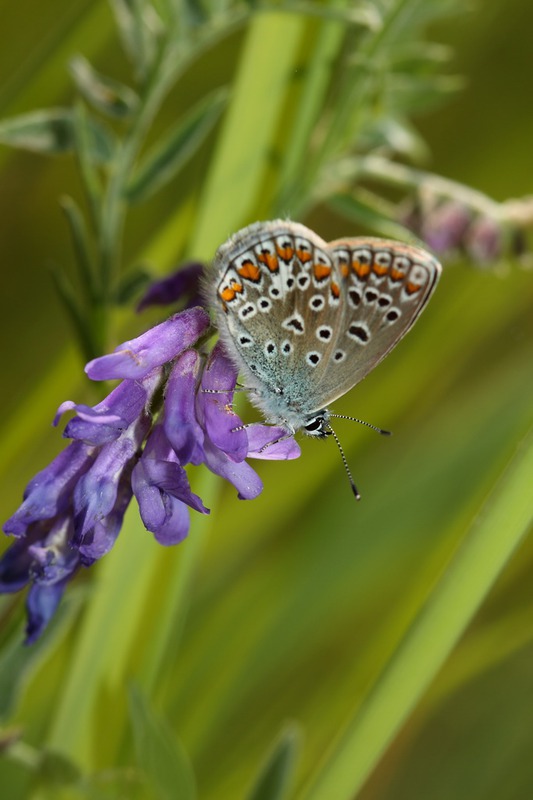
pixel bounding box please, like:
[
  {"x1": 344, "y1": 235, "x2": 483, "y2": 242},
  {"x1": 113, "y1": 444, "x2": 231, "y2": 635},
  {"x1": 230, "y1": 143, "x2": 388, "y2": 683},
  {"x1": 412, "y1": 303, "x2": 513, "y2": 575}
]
[
  {"x1": 0, "y1": 109, "x2": 74, "y2": 156},
  {"x1": 71, "y1": 101, "x2": 107, "y2": 234},
  {"x1": 126, "y1": 87, "x2": 228, "y2": 204},
  {"x1": 0, "y1": 108, "x2": 72, "y2": 153},
  {"x1": 246, "y1": 724, "x2": 302, "y2": 800},
  {"x1": 113, "y1": 266, "x2": 151, "y2": 305},
  {"x1": 49, "y1": 264, "x2": 96, "y2": 363},
  {"x1": 327, "y1": 192, "x2": 415, "y2": 240},
  {"x1": 0, "y1": 108, "x2": 114, "y2": 161},
  {"x1": 60, "y1": 195, "x2": 98, "y2": 302},
  {"x1": 128, "y1": 684, "x2": 196, "y2": 800},
  {"x1": 363, "y1": 116, "x2": 430, "y2": 162},
  {"x1": 70, "y1": 56, "x2": 139, "y2": 118},
  {"x1": 108, "y1": 0, "x2": 161, "y2": 82}
]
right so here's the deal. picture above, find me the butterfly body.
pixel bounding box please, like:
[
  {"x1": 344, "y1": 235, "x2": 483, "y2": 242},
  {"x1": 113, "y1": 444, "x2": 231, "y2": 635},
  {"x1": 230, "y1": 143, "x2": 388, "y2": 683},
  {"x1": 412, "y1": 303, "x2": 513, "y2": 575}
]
[{"x1": 208, "y1": 220, "x2": 441, "y2": 436}]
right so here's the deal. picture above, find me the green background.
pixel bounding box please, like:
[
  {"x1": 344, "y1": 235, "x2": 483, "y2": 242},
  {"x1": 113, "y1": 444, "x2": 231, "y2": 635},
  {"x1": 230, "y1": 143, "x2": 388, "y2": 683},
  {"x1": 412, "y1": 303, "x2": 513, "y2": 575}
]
[{"x1": 0, "y1": 2, "x2": 532, "y2": 798}]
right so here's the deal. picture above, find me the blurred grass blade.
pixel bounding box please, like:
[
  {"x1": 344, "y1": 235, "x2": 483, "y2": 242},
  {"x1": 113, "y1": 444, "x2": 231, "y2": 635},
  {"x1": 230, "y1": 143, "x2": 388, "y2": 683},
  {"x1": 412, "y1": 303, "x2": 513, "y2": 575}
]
[
  {"x1": 3, "y1": 739, "x2": 81, "y2": 788},
  {"x1": 69, "y1": 55, "x2": 139, "y2": 118},
  {"x1": 246, "y1": 724, "x2": 302, "y2": 800},
  {"x1": 126, "y1": 88, "x2": 228, "y2": 204},
  {"x1": 300, "y1": 426, "x2": 533, "y2": 800},
  {"x1": 129, "y1": 684, "x2": 196, "y2": 800}
]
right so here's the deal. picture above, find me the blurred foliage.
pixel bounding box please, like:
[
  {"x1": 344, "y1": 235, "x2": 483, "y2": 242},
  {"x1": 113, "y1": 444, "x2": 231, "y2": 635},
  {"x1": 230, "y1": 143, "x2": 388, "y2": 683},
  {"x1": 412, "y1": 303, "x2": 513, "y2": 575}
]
[{"x1": 0, "y1": 1, "x2": 532, "y2": 799}]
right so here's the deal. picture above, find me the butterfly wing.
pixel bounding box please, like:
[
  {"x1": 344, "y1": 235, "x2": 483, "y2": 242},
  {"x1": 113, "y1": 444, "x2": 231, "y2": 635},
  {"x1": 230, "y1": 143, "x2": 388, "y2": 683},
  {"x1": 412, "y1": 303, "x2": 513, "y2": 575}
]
[
  {"x1": 209, "y1": 221, "x2": 441, "y2": 422},
  {"x1": 310, "y1": 236, "x2": 442, "y2": 407}
]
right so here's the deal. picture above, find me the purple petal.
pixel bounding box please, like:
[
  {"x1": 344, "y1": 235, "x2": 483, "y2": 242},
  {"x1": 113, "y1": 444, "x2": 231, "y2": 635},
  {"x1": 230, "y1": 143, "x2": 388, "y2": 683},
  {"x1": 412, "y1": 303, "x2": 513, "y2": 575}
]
[
  {"x1": 27, "y1": 518, "x2": 78, "y2": 583},
  {"x1": 142, "y1": 458, "x2": 208, "y2": 514},
  {"x1": 25, "y1": 581, "x2": 67, "y2": 644},
  {"x1": 132, "y1": 463, "x2": 192, "y2": 546},
  {"x1": 132, "y1": 426, "x2": 208, "y2": 539},
  {"x1": 137, "y1": 262, "x2": 205, "y2": 312},
  {"x1": 132, "y1": 460, "x2": 166, "y2": 531},
  {"x1": 466, "y1": 215, "x2": 502, "y2": 263},
  {"x1": 164, "y1": 350, "x2": 205, "y2": 465},
  {"x1": 57, "y1": 377, "x2": 156, "y2": 446},
  {"x1": 73, "y1": 424, "x2": 142, "y2": 545},
  {"x1": 152, "y1": 498, "x2": 191, "y2": 546},
  {"x1": 198, "y1": 343, "x2": 248, "y2": 461},
  {"x1": 77, "y1": 470, "x2": 134, "y2": 563},
  {"x1": 3, "y1": 442, "x2": 94, "y2": 538},
  {"x1": 85, "y1": 307, "x2": 210, "y2": 381},
  {"x1": 0, "y1": 536, "x2": 36, "y2": 592},
  {"x1": 421, "y1": 202, "x2": 471, "y2": 253},
  {"x1": 246, "y1": 425, "x2": 301, "y2": 460},
  {"x1": 202, "y1": 437, "x2": 263, "y2": 500}
]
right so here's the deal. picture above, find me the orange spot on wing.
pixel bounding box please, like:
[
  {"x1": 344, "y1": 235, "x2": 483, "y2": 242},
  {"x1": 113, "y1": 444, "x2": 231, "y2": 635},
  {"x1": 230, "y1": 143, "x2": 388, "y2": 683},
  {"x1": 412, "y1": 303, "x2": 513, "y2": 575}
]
[
  {"x1": 275, "y1": 243, "x2": 294, "y2": 262},
  {"x1": 331, "y1": 281, "x2": 340, "y2": 298},
  {"x1": 405, "y1": 281, "x2": 422, "y2": 295},
  {"x1": 353, "y1": 259, "x2": 371, "y2": 278},
  {"x1": 390, "y1": 267, "x2": 406, "y2": 282},
  {"x1": 340, "y1": 261, "x2": 350, "y2": 278},
  {"x1": 258, "y1": 251, "x2": 279, "y2": 272},
  {"x1": 313, "y1": 263, "x2": 331, "y2": 281},
  {"x1": 237, "y1": 261, "x2": 261, "y2": 281},
  {"x1": 296, "y1": 248, "x2": 312, "y2": 263},
  {"x1": 220, "y1": 280, "x2": 243, "y2": 302},
  {"x1": 373, "y1": 262, "x2": 389, "y2": 276},
  {"x1": 220, "y1": 287, "x2": 235, "y2": 302}
]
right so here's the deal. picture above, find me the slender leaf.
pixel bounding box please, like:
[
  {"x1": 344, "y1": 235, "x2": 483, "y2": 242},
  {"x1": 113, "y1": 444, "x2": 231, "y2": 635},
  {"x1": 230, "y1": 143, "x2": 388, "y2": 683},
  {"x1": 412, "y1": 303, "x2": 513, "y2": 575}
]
[
  {"x1": 60, "y1": 195, "x2": 99, "y2": 302},
  {"x1": 70, "y1": 55, "x2": 139, "y2": 118},
  {"x1": 113, "y1": 266, "x2": 151, "y2": 305},
  {"x1": 108, "y1": 0, "x2": 161, "y2": 82},
  {"x1": 246, "y1": 724, "x2": 302, "y2": 800},
  {"x1": 129, "y1": 684, "x2": 196, "y2": 800},
  {"x1": 0, "y1": 108, "x2": 73, "y2": 154},
  {"x1": 71, "y1": 101, "x2": 105, "y2": 233},
  {"x1": 0, "y1": 108, "x2": 114, "y2": 160},
  {"x1": 280, "y1": 0, "x2": 381, "y2": 29},
  {"x1": 361, "y1": 115, "x2": 430, "y2": 162},
  {"x1": 126, "y1": 87, "x2": 228, "y2": 204},
  {"x1": 327, "y1": 192, "x2": 415, "y2": 240},
  {"x1": 49, "y1": 264, "x2": 95, "y2": 363}
]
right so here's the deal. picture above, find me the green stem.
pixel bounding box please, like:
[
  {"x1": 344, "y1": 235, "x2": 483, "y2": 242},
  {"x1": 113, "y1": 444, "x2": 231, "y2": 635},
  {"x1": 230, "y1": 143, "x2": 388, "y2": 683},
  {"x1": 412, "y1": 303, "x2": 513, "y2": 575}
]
[
  {"x1": 293, "y1": 0, "x2": 430, "y2": 217},
  {"x1": 95, "y1": 9, "x2": 249, "y2": 348},
  {"x1": 354, "y1": 154, "x2": 504, "y2": 217}
]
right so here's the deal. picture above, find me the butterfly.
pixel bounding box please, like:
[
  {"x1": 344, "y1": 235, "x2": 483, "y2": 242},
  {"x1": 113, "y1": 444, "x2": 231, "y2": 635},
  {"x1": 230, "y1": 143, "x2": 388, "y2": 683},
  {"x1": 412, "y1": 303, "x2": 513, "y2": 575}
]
[{"x1": 207, "y1": 220, "x2": 441, "y2": 496}]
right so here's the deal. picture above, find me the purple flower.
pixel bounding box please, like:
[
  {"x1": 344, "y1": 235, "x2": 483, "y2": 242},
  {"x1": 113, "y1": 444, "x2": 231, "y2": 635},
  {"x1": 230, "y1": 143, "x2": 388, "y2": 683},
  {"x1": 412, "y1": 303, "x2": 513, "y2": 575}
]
[
  {"x1": 85, "y1": 307, "x2": 210, "y2": 381},
  {"x1": 137, "y1": 262, "x2": 204, "y2": 312},
  {"x1": 465, "y1": 215, "x2": 502, "y2": 264},
  {"x1": 2, "y1": 304, "x2": 300, "y2": 642},
  {"x1": 421, "y1": 201, "x2": 472, "y2": 255}
]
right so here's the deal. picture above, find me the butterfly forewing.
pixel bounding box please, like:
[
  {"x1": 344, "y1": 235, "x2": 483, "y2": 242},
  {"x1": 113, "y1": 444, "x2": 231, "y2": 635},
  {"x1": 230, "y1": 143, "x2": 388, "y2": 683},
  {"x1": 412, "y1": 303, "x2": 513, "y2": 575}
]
[{"x1": 316, "y1": 237, "x2": 441, "y2": 405}]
